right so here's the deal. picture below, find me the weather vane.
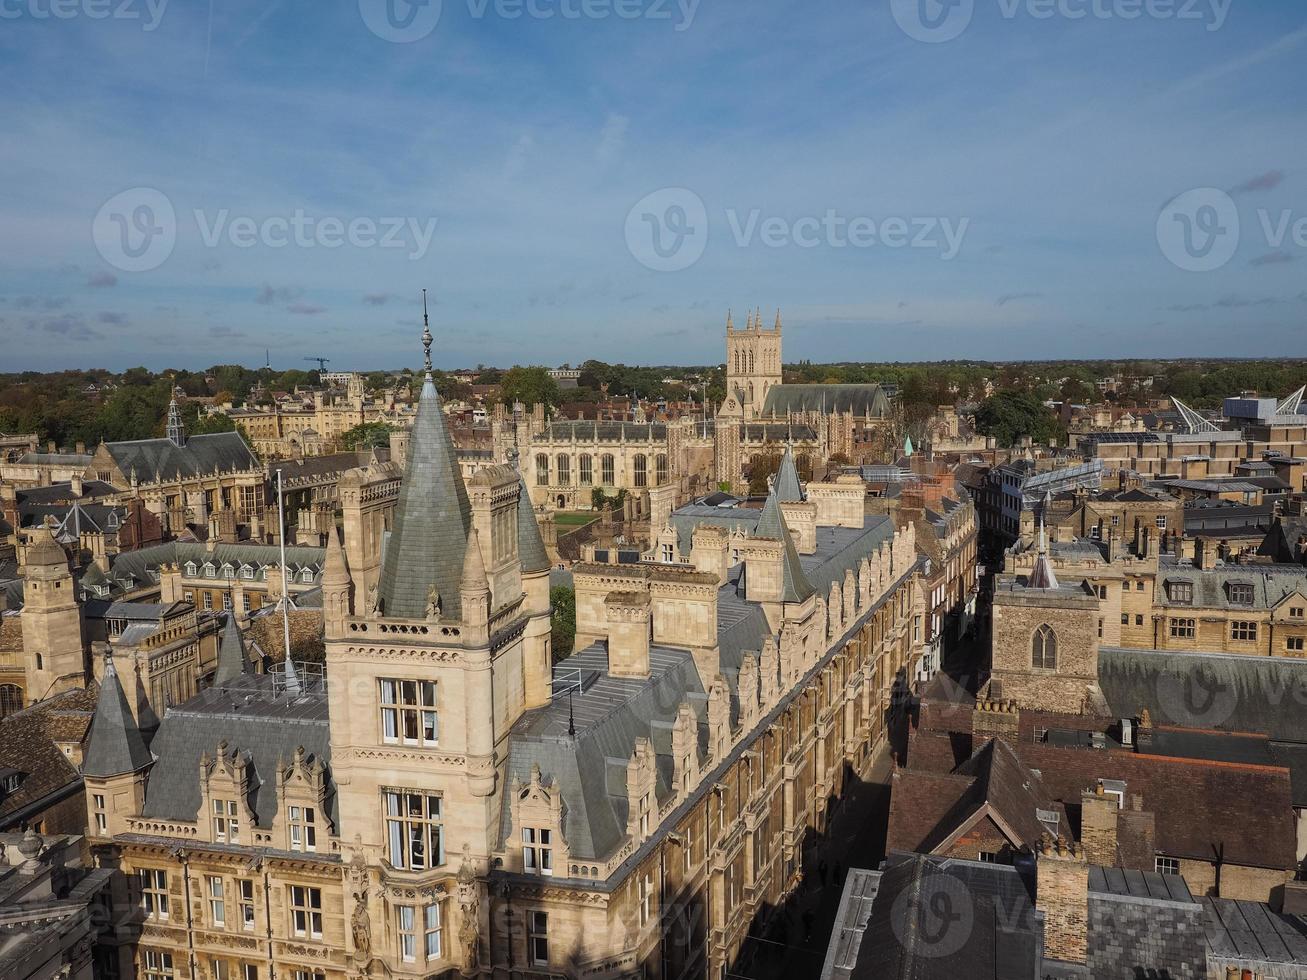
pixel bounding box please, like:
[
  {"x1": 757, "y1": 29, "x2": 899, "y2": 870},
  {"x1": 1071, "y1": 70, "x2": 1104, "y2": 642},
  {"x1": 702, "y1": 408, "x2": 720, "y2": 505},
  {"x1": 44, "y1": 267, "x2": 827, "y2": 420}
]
[{"x1": 421, "y1": 288, "x2": 433, "y2": 375}]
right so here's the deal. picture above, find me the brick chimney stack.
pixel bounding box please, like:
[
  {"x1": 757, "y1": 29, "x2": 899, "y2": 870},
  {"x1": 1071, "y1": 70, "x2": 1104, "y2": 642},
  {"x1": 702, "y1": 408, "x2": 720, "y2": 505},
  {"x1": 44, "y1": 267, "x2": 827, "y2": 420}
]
[
  {"x1": 972, "y1": 696, "x2": 1020, "y2": 745},
  {"x1": 1080, "y1": 782, "x2": 1119, "y2": 866},
  {"x1": 1036, "y1": 833, "x2": 1089, "y2": 965}
]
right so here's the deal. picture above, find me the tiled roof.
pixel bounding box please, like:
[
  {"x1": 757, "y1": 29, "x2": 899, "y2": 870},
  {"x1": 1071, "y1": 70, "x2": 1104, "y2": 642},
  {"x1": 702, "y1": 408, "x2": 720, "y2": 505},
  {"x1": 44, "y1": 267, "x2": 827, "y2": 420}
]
[
  {"x1": 0, "y1": 688, "x2": 97, "y2": 825},
  {"x1": 760, "y1": 383, "x2": 890, "y2": 419},
  {"x1": 103, "y1": 431, "x2": 259, "y2": 483},
  {"x1": 375, "y1": 375, "x2": 472, "y2": 619}
]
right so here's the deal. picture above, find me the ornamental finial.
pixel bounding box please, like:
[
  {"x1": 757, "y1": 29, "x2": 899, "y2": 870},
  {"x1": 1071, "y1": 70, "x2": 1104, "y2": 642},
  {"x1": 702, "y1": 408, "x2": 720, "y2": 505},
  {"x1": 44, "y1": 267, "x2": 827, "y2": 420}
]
[{"x1": 421, "y1": 289, "x2": 433, "y2": 375}]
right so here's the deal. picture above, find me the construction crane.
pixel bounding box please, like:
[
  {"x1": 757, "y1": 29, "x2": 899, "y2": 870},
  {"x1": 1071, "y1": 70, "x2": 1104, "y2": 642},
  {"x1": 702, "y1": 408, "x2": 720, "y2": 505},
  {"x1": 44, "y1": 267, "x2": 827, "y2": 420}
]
[{"x1": 305, "y1": 357, "x2": 331, "y2": 373}]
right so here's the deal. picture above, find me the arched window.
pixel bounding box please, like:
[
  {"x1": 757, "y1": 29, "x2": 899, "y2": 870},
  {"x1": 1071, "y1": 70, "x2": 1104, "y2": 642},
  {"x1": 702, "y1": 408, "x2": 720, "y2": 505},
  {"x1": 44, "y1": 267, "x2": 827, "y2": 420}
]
[
  {"x1": 633, "y1": 454, "x2": 648, "y2": 488},
  {"x1": 748, "y1": 350, "x2": 755, "y2": 373},
  {"x1": 556, "y1": 454, "x2": 571, "y2": 486},
  {"x1": 601, "y1": 454, "x2": 615, "y2": 486},
  {"x1": 535, "y1": 454, "x2": 549, "y2": 487},
  {"x1": 655, "y1": 454, "x2": 668, "y2": 485},
  {"x1": 0, "y1": 684, "x2": 22, "y2": 718},
  {"x1": 1032, "y1": 625, "x2": 1057, "y2": 670},
  {"x1": 578, "y1": 454, "x2": 593, "y2": 485}
]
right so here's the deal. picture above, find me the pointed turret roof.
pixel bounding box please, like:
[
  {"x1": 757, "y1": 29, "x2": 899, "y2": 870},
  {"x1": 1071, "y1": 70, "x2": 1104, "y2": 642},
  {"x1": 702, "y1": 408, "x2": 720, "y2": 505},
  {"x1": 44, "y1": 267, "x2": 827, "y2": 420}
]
[
  {"x1": 773, "y1": 446, "x2": 804, "y2": 503},
  {"x1": 215, "y1": 613, "x2": 250, "y2": 685},
  {"x1": 461, "y1": 527, "x2": 489, "y2": 593},
  {"x1": 134, "y1": 660, "x2": 160, "y2": 740},
  {"x1": 754, "y1": 490, "x2": 815, "y2": 603},
  {"x1": 84, "y1": 651, "x2": 153, "y2": 778},
  {"x1": 516, "y1": 473, "x2": 551, "y2": 574},
  {"x1": 1027, "y1": 514, "x2": 1060, "y2": 591},
  {"x1": 321, "y1": 523, "x2": 351, "y2": 589},
  {"x1": 375, "y1": 318, "x2": 473, "y2": 619}
]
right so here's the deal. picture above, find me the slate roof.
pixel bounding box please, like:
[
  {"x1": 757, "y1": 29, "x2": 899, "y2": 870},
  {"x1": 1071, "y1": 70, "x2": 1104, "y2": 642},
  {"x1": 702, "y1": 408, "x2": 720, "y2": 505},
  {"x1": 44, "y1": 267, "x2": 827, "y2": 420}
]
[
  {"x1": 848, "y1": 851, "x2": 1041, "y2": 979},
  {"x1": 761, "y1": 383, "x2": 891, "y2": 419},
  {"x1": 140, "y1": 675, "x2": 335, "y2": 829},
  {"x1": 516, "y1": 473, "x2": 551, "y2": 574},
  {"x1": 755, "y1": 491, "x2": 815, "y2": 602},
  {"x1": 1154, "y1": 559, "x2": 1307, "y2": 611},
  {"x1": 102, "y1": 431, "x2": 259, "y2": 483},
  {"x1": 83, "y1": 654, "x2": 152, "y2": 778},
  {"x1": 375, "y1": 375, "x2": 472, "y2": 619},
  {"x1": 1203, "y1": 896, "x2": 1307, "y2": 966},
  {"x1": 1098, "y1": 645, "x2": 1307, "y2": 742},
  {"x1": 499, "y1": 644, "x2": 707, "y2": 860},
  {"x1": 214, "y1": 613, "x2": 252, "y2": 685},
  {"x1": 773, "y1": 446, "x2": 804, "y2": 503}
]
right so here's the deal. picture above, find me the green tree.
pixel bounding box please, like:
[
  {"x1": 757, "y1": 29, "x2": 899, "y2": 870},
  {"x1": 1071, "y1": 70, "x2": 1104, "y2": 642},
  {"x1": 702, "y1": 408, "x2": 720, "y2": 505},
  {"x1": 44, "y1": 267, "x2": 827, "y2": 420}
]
[
  {"x1": 550, "y1": 586, "x2": 576, "y2": 663},
  {"x1": 338, "y1": 421, "x2": 394, "y2": 450},
  {"x1": 500, "y1": 367, "x2": 561, "y2": 408},
  {"x1": 973, "y1": 389, "x2": 1063, "y2": 448}
]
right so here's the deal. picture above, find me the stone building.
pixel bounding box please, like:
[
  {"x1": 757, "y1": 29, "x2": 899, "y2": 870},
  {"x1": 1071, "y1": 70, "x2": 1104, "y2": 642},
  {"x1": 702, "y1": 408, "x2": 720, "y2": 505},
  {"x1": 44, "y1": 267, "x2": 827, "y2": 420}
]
[
  {"x1": 83, "y1": 327, "x2": 928, "y2": 980},
  {"x1": 81, "y1": 398, "x2": 266, "y2": 538}
]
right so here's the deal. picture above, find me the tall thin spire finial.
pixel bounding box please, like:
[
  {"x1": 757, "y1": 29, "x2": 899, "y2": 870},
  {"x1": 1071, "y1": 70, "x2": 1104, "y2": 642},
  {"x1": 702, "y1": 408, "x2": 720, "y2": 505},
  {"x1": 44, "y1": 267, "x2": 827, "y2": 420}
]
[{"x1": 421, "y1": 289, "x2": 433, "y2": 376}]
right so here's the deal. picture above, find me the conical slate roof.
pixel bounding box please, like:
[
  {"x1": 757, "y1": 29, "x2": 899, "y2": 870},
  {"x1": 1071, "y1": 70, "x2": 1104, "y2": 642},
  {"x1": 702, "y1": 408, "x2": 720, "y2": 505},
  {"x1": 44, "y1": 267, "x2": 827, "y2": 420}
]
[
  {"x1": 134, "y1": 660, "x2": 161, "y2": 739},
  {"x1": 375, "y1": 374, "x2": 472, "y2": 619},
  {"x1": 773, "y1": 446, "x2": 804, "y2": 503},
  {"x1": 516, "y1": 474, "x2": 550, "y2": 574},
  {"x1": 1028, "y1": 517, "x2": 1060, "y2": 591},
  {"x1": 215, "y1": 613, "x2": 250, "y2": 685},
  {"x1": 84, "y1": 653, "x2": 152, "y2": 778},
  {"x1": 754, "y1": 491, "x2": 815, "y2": 603}
]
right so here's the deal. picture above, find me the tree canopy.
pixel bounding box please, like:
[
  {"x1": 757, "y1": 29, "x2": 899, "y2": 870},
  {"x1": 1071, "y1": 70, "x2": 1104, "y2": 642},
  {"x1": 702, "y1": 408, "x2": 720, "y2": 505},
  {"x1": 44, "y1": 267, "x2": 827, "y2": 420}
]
[{"x1": 973, "y1": 389, "x2": 1063, "y2": 448}]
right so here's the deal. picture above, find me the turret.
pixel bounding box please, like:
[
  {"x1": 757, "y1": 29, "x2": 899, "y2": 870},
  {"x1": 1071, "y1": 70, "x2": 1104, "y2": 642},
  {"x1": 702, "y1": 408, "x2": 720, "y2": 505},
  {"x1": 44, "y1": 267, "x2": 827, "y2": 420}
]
[
  {"x1": 84, "y1": 650, "x2": 153, "y2": 838},
  {"x1": 21, "y1": 527, "x2": 86, "y2": 700},
  {"x1": 321, "y1": 524, "x2": 353, "y2": 641}
]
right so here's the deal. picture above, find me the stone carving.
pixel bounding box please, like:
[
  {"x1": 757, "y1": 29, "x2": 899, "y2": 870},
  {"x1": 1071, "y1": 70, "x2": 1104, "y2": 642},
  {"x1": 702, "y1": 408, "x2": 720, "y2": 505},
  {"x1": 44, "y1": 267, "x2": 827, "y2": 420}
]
[
  {"x1": 426, "y1": 584, "x2": 443, "y2": 621},
  {"x1": 457, "y1": 851, "x2": 480, "y2": 970},
  {"x1": 351, "y1": 888, "x2": 371, "y2": 958}
]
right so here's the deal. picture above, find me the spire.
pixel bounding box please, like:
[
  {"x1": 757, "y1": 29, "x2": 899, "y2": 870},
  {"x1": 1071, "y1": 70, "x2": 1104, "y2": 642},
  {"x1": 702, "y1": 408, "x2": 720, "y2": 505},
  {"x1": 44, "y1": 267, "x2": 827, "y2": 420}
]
[
  {"x1": 774, "y1": 308, "x2": 782, "y2": 331},
  {"x1": 1028, "y1": 508, "x2": 1060, "y2": 591},
  {"x1": 754, "y1": 489, "x2": 814, "y2": 603},
  {"x1": 321, "y1": 523, "x2": 351, "y2": 589},
  {"x1": 461, "y1": 527, "x2": 489, "y2": 594},
  {"x1": 511, "y1": 452, "x2": 550, "y2": 574},
  {"x1": 84, "y1": 650, "x2": 152, "y2": 778},
  {"x1": 133, "y1": 659, "x2": 160, "y2": 740},
  {"x1": 166, "y1": 393, "x2": 186, "y2": 447},
  {"x1": 726, "y1": 309, "x2": 734, "y2": 332},
  {"x1": 773, "y1": 445, "x2": 804, "y2": 503},
  {"x1": 374, "y1": 309, "x2": 473, "y2": 619},
  {"x1": 215, "y1": 613, "x2": 250, "y2": 685}
]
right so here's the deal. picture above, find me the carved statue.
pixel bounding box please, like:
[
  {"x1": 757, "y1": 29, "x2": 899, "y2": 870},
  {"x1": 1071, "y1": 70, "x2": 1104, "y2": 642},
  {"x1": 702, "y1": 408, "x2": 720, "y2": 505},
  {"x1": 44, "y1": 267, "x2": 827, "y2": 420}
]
[
  {"x1": 368, "y1": 584, "x2": 381, "y2": 615},
  {"x1": 351, "y1": 889, "x2": 371, "y2": 958},
  {"x1": 426, "y1": 584, "x2": 442, "y2": 621},
  {"x1": 457, "y1": 855, "x2": 480, "y2": 969}
]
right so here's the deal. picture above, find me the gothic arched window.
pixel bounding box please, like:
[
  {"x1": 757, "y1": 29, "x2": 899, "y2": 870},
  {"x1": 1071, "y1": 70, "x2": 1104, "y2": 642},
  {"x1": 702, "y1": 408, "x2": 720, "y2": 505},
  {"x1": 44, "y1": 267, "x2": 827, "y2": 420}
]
[
  {"x1": 578, "y1": 454, "x2": 593, "y2": 486},
  {"x1": 556, "y1": 454, "x2": 571, "y2": 486},
  {"x1": 633, "y1": 454, "x2": 648, "y2": 488},
  {"x1": 601, "y1": 454, "x2": 615, "y2": 486},
  {"x1": 655, "y1": 454, "x2": 668, "y2": 485},
  {"x1": 535, "y1": 454, "x2": 549, "y2": 487},
  {"x1": 1032, "y1": 625, "x2": 1057, "y2": 670},
  {"x1": 0, "y1": 684, "x2": 22, "y2": 718}
]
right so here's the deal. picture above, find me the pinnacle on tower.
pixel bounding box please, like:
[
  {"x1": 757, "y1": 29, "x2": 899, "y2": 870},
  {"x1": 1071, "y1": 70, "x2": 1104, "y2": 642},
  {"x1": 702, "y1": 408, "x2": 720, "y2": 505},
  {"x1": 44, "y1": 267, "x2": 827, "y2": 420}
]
[
  {"x1": 166, "y1": 394, "x2": 187, "y2": 447},
  {"x1": 215, "y1": 612, "x2": 251, "y2": 685},
  {"x1": 84, "y1": 650, "x2": 152, "y2": 778}
]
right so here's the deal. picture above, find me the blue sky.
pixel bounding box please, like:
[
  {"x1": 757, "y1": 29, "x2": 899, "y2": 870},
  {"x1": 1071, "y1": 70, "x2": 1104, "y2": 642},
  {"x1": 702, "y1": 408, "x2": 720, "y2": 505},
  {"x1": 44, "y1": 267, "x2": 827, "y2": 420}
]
[{"x1": 1, "y1": 0, "x2": 1305, "y2": 371}]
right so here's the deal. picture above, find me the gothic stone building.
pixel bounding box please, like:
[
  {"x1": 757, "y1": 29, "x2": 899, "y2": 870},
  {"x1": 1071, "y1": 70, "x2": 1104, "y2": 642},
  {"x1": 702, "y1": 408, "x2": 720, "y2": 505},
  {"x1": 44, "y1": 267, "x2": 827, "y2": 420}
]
[{"x1": 83, "y1": 333, "x2": 928, "y2": 980}]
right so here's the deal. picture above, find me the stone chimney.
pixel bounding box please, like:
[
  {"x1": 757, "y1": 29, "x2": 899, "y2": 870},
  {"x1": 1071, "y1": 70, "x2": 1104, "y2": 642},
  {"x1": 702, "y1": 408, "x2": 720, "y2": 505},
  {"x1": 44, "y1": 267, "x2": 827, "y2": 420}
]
[
  {"x1": 972, "y1": 696, "x2": 1020, "y2": 744},
  {"x1": 1106, "y1": 528, "x2": 1119, "y2": 563},
  {"x1": 605, "y1": 591, "x2": 651, "y2": 679},
  {"x1": 1079, "y1": 782, "x2": 1119, "y2": 866},
  {"x1": 1195, "y1": 537, "x2": 1218, "y2": 571},
  {"x1": 1036, "y1": 834, "x2": 1089, "y2": 965},
  {"x1": 70, "y1": 472, "x2": 83, "y2": 497}
]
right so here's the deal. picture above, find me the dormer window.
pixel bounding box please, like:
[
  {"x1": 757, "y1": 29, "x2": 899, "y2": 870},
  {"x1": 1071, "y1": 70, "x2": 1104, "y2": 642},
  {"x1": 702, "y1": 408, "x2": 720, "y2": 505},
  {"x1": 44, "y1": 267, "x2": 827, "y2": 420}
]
[
  {"x1": 185, "y1": 562, "x2": 198, "y2": 577},
  {"x1": 240, "y1": 564, "x2": 255, "y2": 580},
  {"x1": 202, "y1": 562, "x2": 216, "y2": 578},
  {"x1": 1227, "y1": 583, "x2": 1254, "y2": 606},
  {"x1": 300, "y1": 568, "x2": 314, "y2": 584},
  {"x1": 1167, "y1": 581, "x2": 1193, "y2": 605},
  {"x1": 220, "y1": 563, "x2": 235, "y2": 579}
]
